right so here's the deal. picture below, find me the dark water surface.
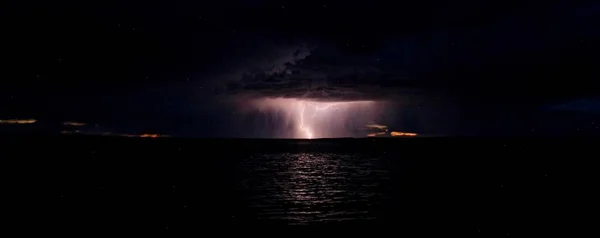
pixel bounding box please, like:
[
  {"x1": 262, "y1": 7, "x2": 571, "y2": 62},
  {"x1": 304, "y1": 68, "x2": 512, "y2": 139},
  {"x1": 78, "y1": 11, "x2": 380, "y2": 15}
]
[
  {"x1": 237, "y1": 153, "x2": 392, "y2": 225},
  {"x1": 3, "y1": 136, "x2": 594, "y2": 235}
]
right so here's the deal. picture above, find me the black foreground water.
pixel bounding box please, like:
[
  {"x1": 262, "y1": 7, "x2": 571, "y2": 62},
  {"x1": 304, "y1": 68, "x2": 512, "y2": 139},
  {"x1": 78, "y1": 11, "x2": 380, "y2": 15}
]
[{"x1": 2, "y1": 136, "x2": 595, "y2": 235}]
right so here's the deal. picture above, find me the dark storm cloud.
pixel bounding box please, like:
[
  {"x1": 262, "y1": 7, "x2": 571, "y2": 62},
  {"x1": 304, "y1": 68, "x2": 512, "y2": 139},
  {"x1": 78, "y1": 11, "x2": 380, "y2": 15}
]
[
  {"x1": 216, "y1": 2, "x2": 600, "y2": 103},
  {"x1": 218, "y1": 43, "x2": 421, "y2": 102}
]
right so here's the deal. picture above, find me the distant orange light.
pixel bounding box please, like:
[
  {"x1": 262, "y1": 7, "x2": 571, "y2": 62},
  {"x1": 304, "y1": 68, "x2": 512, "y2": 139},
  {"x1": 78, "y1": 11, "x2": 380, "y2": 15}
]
[
  {"x1": 390, "y1": 131, "x2": 418, "y2": 137},
  {"x1": 367, "y1": 132, "x2": 387, "y2": 137},
  {"x1": 139, "y1": 134, "x2": 160, "y2": 138},
  {"x1": 122, "y1": 133, "x2": 165, "y2": 138},
  {"x1": 0, "y1": 119, "x2": 37, "y2": 124}
]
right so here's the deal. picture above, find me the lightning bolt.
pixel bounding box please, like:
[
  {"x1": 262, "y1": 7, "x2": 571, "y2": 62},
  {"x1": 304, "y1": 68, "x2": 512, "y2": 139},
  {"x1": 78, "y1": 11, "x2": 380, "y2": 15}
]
[
  {"x1": 299, "y1": 102, "x2": 313, "y2": 139},
  {"x1": 298, "y1": 101, "x2": 339, "y2": 139},
  {"x1": 311, "y1": 103, "x2": 339, "y2": 117}
]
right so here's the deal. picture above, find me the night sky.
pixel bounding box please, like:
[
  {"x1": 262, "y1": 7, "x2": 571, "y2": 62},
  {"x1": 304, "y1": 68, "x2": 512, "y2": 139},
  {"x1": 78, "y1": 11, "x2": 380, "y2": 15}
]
[{"x1": 3, "y1": 1, "x2": 600, "y2": 137}]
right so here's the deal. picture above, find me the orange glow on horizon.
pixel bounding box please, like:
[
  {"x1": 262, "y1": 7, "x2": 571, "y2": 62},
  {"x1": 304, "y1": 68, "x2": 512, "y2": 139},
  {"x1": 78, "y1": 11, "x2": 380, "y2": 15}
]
[
  {"x1": 390, "y1": 131, "x2": 418, "y2": 137},
  {"x1": 367, "y1": 132, "x2": 387, "y2": 137},
  {"x1": 0, "y1": 119, "x2": 37, "y2": 124},
  {"x1": 138, "y1": 134, "x2": 161, "y2": 138}
]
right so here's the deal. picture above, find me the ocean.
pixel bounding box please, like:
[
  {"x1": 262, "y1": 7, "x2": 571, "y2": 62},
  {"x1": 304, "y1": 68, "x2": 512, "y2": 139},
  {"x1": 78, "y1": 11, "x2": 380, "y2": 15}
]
[{"x1": 2, "y1": 136, "x2": 593, "y2": 235}]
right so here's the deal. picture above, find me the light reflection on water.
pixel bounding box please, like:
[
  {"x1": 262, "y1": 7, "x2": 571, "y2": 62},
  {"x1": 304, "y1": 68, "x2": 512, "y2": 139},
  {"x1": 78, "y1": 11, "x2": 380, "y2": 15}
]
[{"x1": 238, "y1": 153, "x2": 391, "y2": 225}]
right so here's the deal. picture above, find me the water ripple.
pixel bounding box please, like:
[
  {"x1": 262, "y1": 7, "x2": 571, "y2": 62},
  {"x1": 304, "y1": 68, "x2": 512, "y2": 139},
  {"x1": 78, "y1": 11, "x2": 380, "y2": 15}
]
[{"x1": 237, "y1": 153, "x2": 390, "y2": 225}]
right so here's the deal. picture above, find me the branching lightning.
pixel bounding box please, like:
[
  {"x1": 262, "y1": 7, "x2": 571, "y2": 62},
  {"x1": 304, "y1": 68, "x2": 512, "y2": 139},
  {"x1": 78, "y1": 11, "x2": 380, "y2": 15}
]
[
  {"x1": 299, "y1": 102, "x2": 313, "y2": 139},
  {"x1": 247, "y1": 98, "x2": 377, "y2": 138},
  {"x1": 298, "y1": 101, "x2": 340, "y2": 139}
]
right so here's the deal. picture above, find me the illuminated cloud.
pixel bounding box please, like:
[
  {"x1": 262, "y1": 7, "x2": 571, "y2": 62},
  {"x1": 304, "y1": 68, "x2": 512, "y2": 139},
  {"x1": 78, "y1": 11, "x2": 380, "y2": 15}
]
[
  {"x1": 390, "y1": 131, "x2": 418, "y2": 137},
  {"x1": 0, "y1": 119, "x2": 37, "y2": 124},
  {"x1": 60, "y1": 130, "x2": 167, "y2": 138},
  {"x1": 365, "y1": 123, "x2": 390, "y2": 137},
  {"x1": 365, "y1": 124, "x2": 388, "y2": 131},
  {"x1": 367, "y1": 132, "x2": 387, "y2": 137}
]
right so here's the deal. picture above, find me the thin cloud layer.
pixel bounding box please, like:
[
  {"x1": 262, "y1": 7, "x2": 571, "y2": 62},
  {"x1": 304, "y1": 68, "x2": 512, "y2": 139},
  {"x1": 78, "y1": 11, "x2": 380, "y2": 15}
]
[
  {"x1": 60, "y1": 130, "x2": 167, "y2": 138},
  {"x1": 548, "y1": 98, "x2": 600, "y2": 113},
  {"x1": 62, "y1": 121, "x2": 86, "y2": 126}
]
